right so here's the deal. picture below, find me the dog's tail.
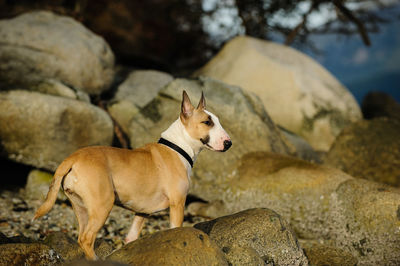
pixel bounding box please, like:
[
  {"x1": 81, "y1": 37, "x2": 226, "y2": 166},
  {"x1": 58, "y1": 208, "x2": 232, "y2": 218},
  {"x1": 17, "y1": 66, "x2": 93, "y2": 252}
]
[{"x1": 33, "y1": 157, "x2": 74, "y2": 220}]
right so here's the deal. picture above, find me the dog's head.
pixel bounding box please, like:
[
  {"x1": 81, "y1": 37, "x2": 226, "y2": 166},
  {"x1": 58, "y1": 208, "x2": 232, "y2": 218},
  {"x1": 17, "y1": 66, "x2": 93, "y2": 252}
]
[{"x1": 180, "y1": 90, "x2": 232, "y2": 152}]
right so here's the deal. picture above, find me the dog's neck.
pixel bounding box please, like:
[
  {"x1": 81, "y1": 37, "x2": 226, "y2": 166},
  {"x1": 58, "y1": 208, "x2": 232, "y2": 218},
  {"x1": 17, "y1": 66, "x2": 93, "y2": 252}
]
[{"x1": 160, "y1": 117, "x2": 203, "y2": 168}]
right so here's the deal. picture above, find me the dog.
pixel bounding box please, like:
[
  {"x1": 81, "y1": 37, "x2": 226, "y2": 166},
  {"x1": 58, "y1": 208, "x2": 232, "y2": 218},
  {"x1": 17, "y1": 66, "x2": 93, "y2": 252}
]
[{"x1": 33, "y1": 90, "x2": 232, "y2": 260}]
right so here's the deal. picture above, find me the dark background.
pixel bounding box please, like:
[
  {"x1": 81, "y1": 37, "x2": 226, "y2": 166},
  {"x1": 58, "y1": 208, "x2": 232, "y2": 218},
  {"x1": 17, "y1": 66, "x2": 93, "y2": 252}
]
[{"x1": 0, "y1": 0, "x2": 399, "y2": 103}]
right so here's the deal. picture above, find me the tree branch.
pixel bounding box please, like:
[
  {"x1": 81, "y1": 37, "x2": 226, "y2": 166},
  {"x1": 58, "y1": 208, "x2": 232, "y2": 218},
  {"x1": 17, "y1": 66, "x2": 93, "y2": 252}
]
[
  {"x1": 285, "y1": 1, "x2": 319, "y2": 45},
  {"x1": 333, "y1": 0, "x2": 371, "y2": 46}
]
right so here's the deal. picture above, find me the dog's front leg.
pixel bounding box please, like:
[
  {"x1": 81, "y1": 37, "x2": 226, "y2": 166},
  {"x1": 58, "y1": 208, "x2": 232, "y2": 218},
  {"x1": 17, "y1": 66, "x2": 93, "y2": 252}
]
[
  {"x1": 125, "y1": 215, "x2": 145, "y2": 243},
  {"x1": 169, "y1": 197, "x2": 186, "y2": 228}
]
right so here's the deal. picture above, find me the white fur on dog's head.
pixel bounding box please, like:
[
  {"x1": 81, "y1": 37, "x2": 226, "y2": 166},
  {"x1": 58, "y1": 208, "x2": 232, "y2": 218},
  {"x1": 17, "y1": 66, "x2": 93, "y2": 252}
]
[
  {"x1": 180, "y1": 91, "x2": 231, "y2": 152},
  {"x1": 202, "y1": 110, "x2": 231, "y2": 151}
]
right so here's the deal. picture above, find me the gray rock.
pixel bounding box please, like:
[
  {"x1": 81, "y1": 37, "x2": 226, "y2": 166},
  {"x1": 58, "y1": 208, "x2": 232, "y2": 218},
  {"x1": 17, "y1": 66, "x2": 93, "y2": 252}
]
[
  {"x1": 0, "y1": 11, "x2": 115, "y2": 95},
  {"x1": 279, "y1": 126, "x2": 322, "y2": 163},
  {"x1": 0, "y1": 90, "x2": 113, "y2": 171},
  {"x1": 194, "y1": 208, "x2": 308, "y2": 266},
  {"x1": 0, "y1": 243, "x2": 62, "y2": 265},
  {"x1": 107, "y1": 227, "x2": 228, "y2": 265},
  {"x1": 324, "y1": 117, "x2": 400, "y2": 187},
  {"x1": 113, "y1": 70, "x2": 173, "y2": 108},
  {"x1": 25, "y1": 169, "x2": 67, "y2": 201},
  {"x1": 194, "y1": 36, "x2": 362, "y2": 151},
  {"x1": 108, "y1": 76, "x2": 294, "y2": 201},
  {"x1": 29, "y1": 79, "x2": 91, "y2": 103}
]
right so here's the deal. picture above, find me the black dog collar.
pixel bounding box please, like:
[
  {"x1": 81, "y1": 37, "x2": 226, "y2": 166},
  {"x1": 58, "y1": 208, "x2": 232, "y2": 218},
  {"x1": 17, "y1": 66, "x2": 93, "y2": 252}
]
[{"x1": 158, "y1": 138, "x2": 194, "y2": 168}]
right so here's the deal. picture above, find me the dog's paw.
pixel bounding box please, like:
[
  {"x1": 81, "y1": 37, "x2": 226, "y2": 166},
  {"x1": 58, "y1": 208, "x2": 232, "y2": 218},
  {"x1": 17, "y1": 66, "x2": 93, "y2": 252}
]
[{"x1": 124, "y1": 236, "x2": 136, "y2": 244}]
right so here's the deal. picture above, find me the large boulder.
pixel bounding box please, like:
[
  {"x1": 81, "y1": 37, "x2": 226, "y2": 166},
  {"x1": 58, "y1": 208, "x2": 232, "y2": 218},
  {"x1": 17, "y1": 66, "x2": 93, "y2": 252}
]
[
  {"x1": 0, "y1": 11, "x2": 115, "y2": 95},
  {"x1": 324, "y1": 117, "x2": 400, "y2": 187},
  {"x1": 108, "y1": 76, "x2": 294, "y2": 200},
  {"x1": 113, "y1": 70, "x2": 173, "y2": 109},
  {"x1": 194, "y1": 36, "x2": 362, "y2": 151},
  {"x1": 0, "y1": 90, "x2": 113, "y2": 171},
  {"x1": 194, "y1": 208, "x2": 308, "y2": 265},
  {"x1": 107, "y1": 227, "x2": 228, "y2": 265},
  {"x1": 188, "y1": 152, "x2": 400, "y2": 265}
]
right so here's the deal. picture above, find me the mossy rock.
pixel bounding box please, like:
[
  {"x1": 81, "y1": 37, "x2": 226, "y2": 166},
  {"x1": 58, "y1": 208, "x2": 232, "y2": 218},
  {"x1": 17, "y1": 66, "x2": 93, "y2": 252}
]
[{"x1": 325, "y1": 117, "x2": 400, "y2": 187}]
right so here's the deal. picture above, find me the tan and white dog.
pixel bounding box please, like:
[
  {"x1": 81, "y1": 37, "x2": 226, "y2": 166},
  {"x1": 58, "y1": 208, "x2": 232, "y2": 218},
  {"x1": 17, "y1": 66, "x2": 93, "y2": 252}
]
[{"x1": 33, "y1": 90, "x2": 232, "y2": 260}]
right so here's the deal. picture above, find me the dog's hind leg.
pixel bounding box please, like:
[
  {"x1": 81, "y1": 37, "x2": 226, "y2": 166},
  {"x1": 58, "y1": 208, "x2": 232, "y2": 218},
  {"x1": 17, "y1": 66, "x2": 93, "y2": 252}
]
[
  {"x1": 65, "y1": 189, "x2": 89, "y2": 242},
  {"x1": 125, "y1": 215, "x2": 145, "y2": 243},
  {"x1": 65, "y1": 167, "x2": 115, "y2": 260},
  {"x1": 79, "y1": 210, "x2": 111, "y2": 259},
  {"x1": 78, "y1": 194, "x2": 114, "y2": 260}
]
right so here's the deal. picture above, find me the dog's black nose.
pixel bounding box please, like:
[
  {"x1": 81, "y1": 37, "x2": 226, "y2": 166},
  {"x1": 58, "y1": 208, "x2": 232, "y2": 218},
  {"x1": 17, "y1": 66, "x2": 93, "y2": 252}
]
[{"x1": 223, "y1": 140, "x2": 232, "y2": 152}]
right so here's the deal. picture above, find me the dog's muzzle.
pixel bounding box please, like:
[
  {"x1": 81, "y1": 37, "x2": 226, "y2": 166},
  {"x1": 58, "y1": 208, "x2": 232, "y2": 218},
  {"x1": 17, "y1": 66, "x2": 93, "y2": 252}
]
[{"x1": 222, "y1": 139, "x2": 232, "y2": 152}]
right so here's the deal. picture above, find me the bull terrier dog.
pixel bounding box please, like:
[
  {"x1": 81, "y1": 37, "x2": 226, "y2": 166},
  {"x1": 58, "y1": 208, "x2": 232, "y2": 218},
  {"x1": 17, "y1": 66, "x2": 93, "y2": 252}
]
[{"x1": 33, "y1": 90, "x2": 232, "y2": 260}]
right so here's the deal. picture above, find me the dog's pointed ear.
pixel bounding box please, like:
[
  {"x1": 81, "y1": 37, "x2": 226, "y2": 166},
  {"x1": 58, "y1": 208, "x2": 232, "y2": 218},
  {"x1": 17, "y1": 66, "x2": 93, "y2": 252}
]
[
  {"x1": 180, "y1": 90, "x2": 194, "y2": 121},
  {"x1": 197, "y1": 91, "x2": 206, "y2": 110}
]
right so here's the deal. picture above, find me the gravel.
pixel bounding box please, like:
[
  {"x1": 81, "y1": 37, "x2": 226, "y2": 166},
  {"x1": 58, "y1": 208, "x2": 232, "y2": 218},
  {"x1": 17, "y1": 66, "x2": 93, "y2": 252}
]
[{"x1": 0, "y1": 188, "x2": 209, "y2": 249}]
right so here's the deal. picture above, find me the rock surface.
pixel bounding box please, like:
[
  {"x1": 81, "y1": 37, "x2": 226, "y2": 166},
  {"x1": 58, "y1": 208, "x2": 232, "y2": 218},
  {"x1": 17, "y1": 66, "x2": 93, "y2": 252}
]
[
  {"x1": 0, "y1": 11, "x2": 115, "y2": 95},
  {"x1": 0, "y1": 243, "x2": 62, "y2": 265},
  {"x1": 300, "y1": 240, "x2": 357, "y2": 266},
  {"x1": 24, "y1": 170, "x2": 66, "y2": 201},
  {"x1": 334, "y1": 179, "x2": 400, "y2": 264},
  {"x1": 109, "y1": 76, "x2": 294, "y2": 201},
  {"x1": 43, "y1": 232, "x2": 113, "y2": 261},
  {"x1": 194, "y1": 208, "x2": 308, "y2": 265},
  {"x1": 25, "y1": 78, "x2": 91, "y2": 103},
  {"x1": 324, "y1": 117, "x2": 400, "y2": 186},
  {"x1": 107, "y1": 227, "x2": 228, "y2": 265},
  {"x1": 43, "y1": 231, "x2": 84, "y2": 261},
  {"x1": 194, "y1": 35, "x2": 361, "y2": 151},
  {"x1": 279, "y1": 126, "x2": 322, "y2": 163},
  {"x1": 113, "y1": 70, "x2": 173, "y2": 109},
  {"x1": 0, "y1": 231, "x2": 115, "y2": 265},
  {"x1": 0, "y1": 90, "x2": 113, "y2": 171},
  {"x1": 222, "y1": 245, "x2": 267, "y2": 266},
  {"x1": 189, "y1": 151, "x2": 400, "y2": 265}
]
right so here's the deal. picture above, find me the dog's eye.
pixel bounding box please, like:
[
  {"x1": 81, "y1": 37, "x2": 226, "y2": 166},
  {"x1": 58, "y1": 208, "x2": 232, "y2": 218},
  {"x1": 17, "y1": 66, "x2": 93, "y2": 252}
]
[{"x1": 202, "y1": 120, "x2": 211, "y2": 126}]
